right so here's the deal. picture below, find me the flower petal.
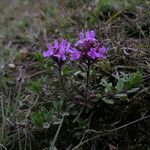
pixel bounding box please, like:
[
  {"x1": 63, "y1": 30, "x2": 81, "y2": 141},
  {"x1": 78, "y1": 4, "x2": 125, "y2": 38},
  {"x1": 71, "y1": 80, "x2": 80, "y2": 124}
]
[
  {"x1": 66, "y1": 42, "x2": 71, "y2": 52},
  {"x1": 43, "y1": 50, "x2": 52, "y2": 57},
  {"x1": 88, "y1": 48, "x2": 99, "y2": 59},
  {"x1": 79, "y1": 32, "x2": 84, "y2": 40},
  {"x1": 53, "y1": 40, "x2": 59, "y2": 49},
  {"x1": 89, "y1": 30, "x2": 95, "y2": 38},
  {"x1": 70, "y1": 48, "x2": 81, "y2": 60}
]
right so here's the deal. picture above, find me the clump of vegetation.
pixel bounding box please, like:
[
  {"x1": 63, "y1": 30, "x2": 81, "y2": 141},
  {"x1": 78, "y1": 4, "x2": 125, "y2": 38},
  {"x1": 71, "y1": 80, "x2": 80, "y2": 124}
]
[{"x1": 0, "y1": 0, "x2": 150, "y2": 150}]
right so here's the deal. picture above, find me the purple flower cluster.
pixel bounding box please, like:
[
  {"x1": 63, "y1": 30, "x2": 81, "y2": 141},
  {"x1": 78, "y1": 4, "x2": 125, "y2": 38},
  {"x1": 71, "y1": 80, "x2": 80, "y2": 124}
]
[
  {"x1": 75, "y1": 30, "x2": 107, "y2": 60},
  {"x1": 43, "y1": 39, "x2": 80, "y2": 62},
  {"x1": 43, "y1": 39, "x2": 70, "y2": 61},
  {"x1": 75, "y1": 30, "x2": 97, "y2": 47},
  {"x1": 42, "y1": 30, "x2": 108, "y2": 63}
]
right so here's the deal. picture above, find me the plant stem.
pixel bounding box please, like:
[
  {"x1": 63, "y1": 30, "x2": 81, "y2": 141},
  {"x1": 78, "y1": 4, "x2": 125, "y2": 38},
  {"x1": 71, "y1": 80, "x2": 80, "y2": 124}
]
[
  {"x1": 85, "y1": 62, "x2": 90, "y2": 101},
  {"x1": 49, "y1": 115, "x2": 65, "y2": 150},
  {"x1": 58, "y1": 64, "x2": 63, "y2": 90}
]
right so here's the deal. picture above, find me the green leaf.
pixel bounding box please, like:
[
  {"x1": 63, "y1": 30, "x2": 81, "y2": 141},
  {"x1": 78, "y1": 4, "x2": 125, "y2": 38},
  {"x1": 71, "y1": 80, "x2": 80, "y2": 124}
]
[
  {"x1": 126, "y1": 88, "x2": 139, "y2": 94},
  {"x1": 52, "y1": 100, "x2": 63, "y2": 112},
  {"x1": 102, "y1": 98, "x2": 114, "y2": 104},
  {"x1": 73, "y1": 71, "x2": 81, "y2": 76},
  {"x1": 146, "y1": 61, "x2": 150, "y2": 70},
  {"x1": 47, "y1": 109, "x2": 54, "y2": 120},
  {"x1": 27, "y1": 80, "x2": 42, "y2": 94},
  {"x1": 61, "y1": 66, "x2": 72, "y2": 76},
  {"x1": 35, "y1": 52, "x2": 44, "y2": 63},
  {"x1": 31, "y1": 107, "x2": 54, "y2": 126},
  {"x1": 114, "y1": 93, "x2": 128, "y2": 99},
  {"x1": 101, "y1": 78, "x2": 113, "y2": 93},
  {"x1": 74, "y1": 71, "x2": 86, "y2": 78},
  {"x1": 132, "y1": 71, "x2": 142, "y2": 86},
  {"x1": 31, "y1": 112, "x2": 43, "y2": 126},
  {"x1": 126, "y1": 71, "x2": 142, "y2": 89},
  {"x1": 115, "y1": 78, "x2": 125, "y2": 91},
  {"x1": 100, "y1": 59, "x2": 112, "y2": 71}
]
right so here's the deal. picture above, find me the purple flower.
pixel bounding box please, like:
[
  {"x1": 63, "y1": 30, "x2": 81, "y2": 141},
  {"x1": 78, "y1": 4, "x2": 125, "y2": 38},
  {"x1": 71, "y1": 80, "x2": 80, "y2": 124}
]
[
  {"x1": 86, "y1": 30, "x2": 96, "y2": 40},
  {"x1": 87, "y1": 48, "x2": 100, "y2": 59},
  {"x1": 43, "y1": 43, "x2": 53, "y2": 57},
  {"x1": 87, "y1": 46, "x2": 108, "y2": 59},
  {"x1": 69, "y1": 48, "x2": 81, "y2": 60},
  {"x1": 75, "y1": 30, "x2": 97, "y2": 47},
  {"x1": 43, "y1": 39, "x2": 81, "y2": 63},
  {"x1": 53, "y1": 40, "x2": 59, "y2": 49},
  {"x1": 75, "y1": 30, "x2": 108, "y2": 61},
  {"x1": 42, "y1": 39, "x2": 71, "y2": 62},
  {"x1": 98, "y1": 46, "x2": 108, "y2": 59},
  {"x1": 53, "y1": 40, "x2": 67, "y2": 60}
]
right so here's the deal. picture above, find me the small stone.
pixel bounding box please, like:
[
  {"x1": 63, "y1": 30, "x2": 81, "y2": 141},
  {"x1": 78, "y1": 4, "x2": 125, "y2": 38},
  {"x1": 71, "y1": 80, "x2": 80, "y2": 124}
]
[
  {"x1": 8, "y1": 63, "x2": 16, "y2": 69},
  {"x1": 20, "y1": 49, "x2": 28, "y2": 60},
  {"x1": 43, "y1": 122, "x2": 50, "y2": 129}
]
